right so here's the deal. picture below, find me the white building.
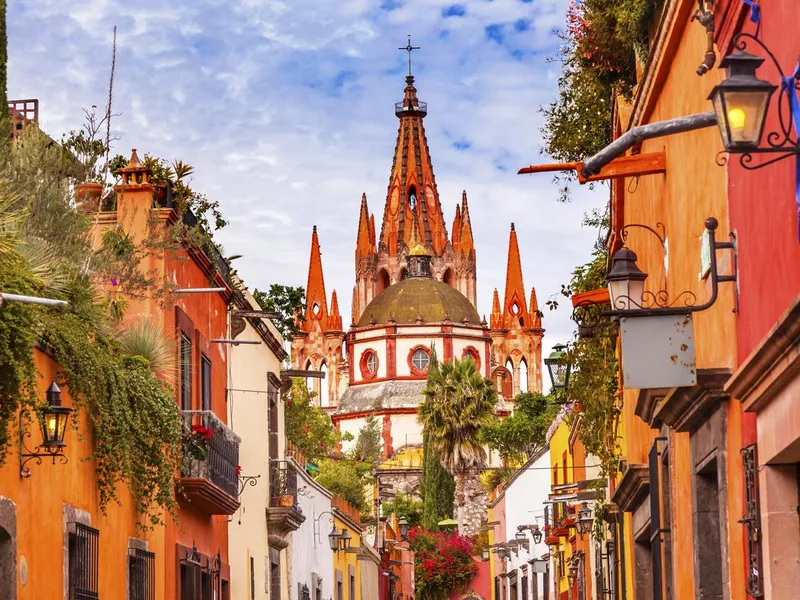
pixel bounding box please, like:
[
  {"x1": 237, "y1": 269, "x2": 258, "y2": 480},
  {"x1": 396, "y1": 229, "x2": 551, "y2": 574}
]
[
  {"x1": 289, "y1": 457, "x2": 335, "y2": 600},
  {"x1": 499, "y1": 450, "x2": 553, "y2": 600}
]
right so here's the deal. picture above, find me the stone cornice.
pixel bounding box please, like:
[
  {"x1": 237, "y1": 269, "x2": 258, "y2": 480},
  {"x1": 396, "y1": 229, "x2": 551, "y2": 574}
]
[
  {"x1": 611, "y1": 464, "x2": 649, "y2": 513},
  {"x1": 655, "y1": 368, "x2": 732, "y2": 433},
  {"x1": 727, "y1": 297, "x2": 800, "y2": 413},
  {"x1": 634, "y1": 388, "x2": 671, "y2": 428}
]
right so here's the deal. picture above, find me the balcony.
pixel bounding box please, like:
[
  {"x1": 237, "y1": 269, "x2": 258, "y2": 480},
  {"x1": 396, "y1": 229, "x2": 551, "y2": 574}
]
[
  {"x1": 394, "y1": 100, "x2": 427, "y2": 117},
  {"x1": 266, "y1": 460, "x2": 306, "y2": 550},
  {"x1": 180, "y1": 410, "x2": 241, "y2": 515}
]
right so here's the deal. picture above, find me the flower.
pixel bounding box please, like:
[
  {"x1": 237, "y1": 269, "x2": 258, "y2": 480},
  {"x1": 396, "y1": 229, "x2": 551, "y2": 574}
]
[
  {"x1": 235, "y1": 465, "x2": 242, "y2": 475},
  {"x1": 110, "y1": 277, "x2": 118, "y2": 286}
]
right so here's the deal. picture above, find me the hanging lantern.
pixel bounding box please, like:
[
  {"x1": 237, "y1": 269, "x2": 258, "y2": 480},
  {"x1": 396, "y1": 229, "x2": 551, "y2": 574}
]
[
  {"x1": 607, "y1": 247, "x2": 648, "y2": 311},
  {"x1": 328, "y1": 524, "x2": 341, "y2": 552},
  {"x1": 709, "y1": 50, "x2": 776, "y2": 151},
  {"x1": 544, "y1": 344, "x2": 571, "y2": 392},
  {"x1": 40, "y1": 381, "x2": 73, "y2": 449},
  {"x1": 531, "y1": 525, "x2": 543, "y2": 545}
]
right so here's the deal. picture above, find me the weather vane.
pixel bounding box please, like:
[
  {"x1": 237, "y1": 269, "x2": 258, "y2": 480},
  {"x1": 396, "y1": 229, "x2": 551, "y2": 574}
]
[{"x1": 398, "y1": 34, "x2": 420, "y2": 76}]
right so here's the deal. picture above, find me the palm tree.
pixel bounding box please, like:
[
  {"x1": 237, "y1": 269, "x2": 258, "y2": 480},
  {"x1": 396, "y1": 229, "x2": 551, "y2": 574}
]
[{"x1": 418, "y1": 351, "x2": 498, "y2": 534}]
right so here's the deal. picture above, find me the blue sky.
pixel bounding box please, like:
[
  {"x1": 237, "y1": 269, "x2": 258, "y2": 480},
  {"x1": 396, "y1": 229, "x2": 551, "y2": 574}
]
[{"x1": 9, "y1": 0, "x2": 605, "y2": 378}]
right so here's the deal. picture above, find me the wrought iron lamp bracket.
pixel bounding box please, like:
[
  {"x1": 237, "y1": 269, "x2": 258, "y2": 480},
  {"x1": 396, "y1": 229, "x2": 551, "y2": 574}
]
[
  {"x1": 602, "y1": 217, "x2": 737, "y2": 318},
  {"x1": 716, "y1": 32, "x2": 800, "y2": 171},
  {"x1": 313, "y1": 510, "x2": 335, "y2": 545},
  {"x1": 236, "y1": 474, "x2": 260, "y2": 498},
  {"x1": 19, "y1": 409, "x2": 68, "y2": 478}
]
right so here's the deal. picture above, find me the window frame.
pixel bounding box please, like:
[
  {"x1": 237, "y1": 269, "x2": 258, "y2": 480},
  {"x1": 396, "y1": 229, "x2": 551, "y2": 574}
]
[
  {"x1": 408, "y1": 346, "x2": 430, "y2": 376},
  {"x1": 128, "y1": 548, "x2": 155, "y2": 600},
  {"x1": 359, "y1": 349, "x2": 379, "y2": 380},
  {"x1": 68, "y1": 522, "x2": 99, "y2": 600},
  {"x1": 201, "y1": 354, "x2": 212, "y2": 411},
  {"x1": 180, "y1": 332, "x2": 193, "y2": 410}
]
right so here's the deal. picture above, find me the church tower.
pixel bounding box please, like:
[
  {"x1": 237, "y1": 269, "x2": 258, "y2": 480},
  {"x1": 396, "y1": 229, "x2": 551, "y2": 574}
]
[
  {"x1": 291, "y1": 226, "x2": 346, "y2": 409},
  {"x1": 489, "y1": 223, "x2": 544, "y2": 400},
  {"x1": 352, "y1": 71, "x2": 477, "y2": 322}
]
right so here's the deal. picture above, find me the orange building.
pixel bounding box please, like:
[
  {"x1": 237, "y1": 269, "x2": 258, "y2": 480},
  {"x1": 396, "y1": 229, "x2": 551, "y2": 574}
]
[
  {"x1": 95, "y1": 151, "x2": 239, "y2": 598},
  {"x1": 0, "y1": 349, "x2": 168, "y2": 600}
]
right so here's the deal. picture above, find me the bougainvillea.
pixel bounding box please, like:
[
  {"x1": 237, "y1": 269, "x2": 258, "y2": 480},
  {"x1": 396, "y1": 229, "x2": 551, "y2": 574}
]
[{"x1": 408, "y1": 527, "x2": 478, "y2": 600}]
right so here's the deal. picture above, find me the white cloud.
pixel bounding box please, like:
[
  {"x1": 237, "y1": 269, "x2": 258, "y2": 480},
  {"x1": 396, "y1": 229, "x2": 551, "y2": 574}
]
[{"x1": 10, "y1": 0, "x2": 607, "y2": 381}]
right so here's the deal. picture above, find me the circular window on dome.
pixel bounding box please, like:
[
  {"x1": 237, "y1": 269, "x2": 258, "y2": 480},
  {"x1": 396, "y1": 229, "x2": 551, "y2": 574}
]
[
  {"x1": 409, "y1": 347, "x2": 430, "y2": 375},
  {"x1": 360, "y1": 350, "x2": 379, "y2": 380}
]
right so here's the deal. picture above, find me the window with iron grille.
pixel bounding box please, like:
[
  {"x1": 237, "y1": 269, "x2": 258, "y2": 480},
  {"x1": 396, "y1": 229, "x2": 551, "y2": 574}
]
[
  {"x1": 302, "y1": 584, "x2": 311, "y2": 600},
  {"x1": 201, "y1": 355, "x2": 211, "y2": 411},
  {"x1": 180, "y1": 333, "x2": 192, "y2": 410},
  {"x1": 741, "y1": 444, "x2": 764, "y2": 597},
  {"x1": 349, "y1": 575, "x2": 355, "y2": 600},
  {"x1": 180, "y1": 553, "x2": 202, "y2": 600},
  {"x1": 128, "y1": 548, "x2": 155, "y2": 600},
  {"x1": 648, "y1": 437, "x2": 669, "y2": 600},
  {"x1": 68, "y1": 523, "x2": 99, "y2": 600}
]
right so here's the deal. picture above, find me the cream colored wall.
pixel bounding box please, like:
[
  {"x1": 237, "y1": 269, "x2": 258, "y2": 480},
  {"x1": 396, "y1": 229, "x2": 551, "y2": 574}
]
[
  {"x1": 228, "y1": 295, "x2": 285, "y2": 600},
  {"x1": 351, "y1": 339, "x2": 388, "y2": 382}
]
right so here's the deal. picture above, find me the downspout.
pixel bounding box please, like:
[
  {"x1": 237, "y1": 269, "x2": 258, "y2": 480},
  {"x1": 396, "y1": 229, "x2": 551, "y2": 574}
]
[{"x1": 580, "y1": 112, "x2": 718, "y2": 178}]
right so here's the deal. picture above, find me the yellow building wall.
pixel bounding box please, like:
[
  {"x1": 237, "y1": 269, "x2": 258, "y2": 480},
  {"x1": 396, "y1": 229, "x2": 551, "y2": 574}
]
[{"x1": 333, "y1": 512, "x2": 362, "y2": 600}]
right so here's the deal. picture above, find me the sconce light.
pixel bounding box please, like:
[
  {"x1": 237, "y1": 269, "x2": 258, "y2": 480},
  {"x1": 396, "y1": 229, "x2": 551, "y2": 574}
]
[
  {"x1": 544, "y1": 344, "x2": 571, "y2": 392},
  {"x1": 567, "y1": 566, "x2": 578, "y2": 587},
  {"x1": 576, "y1": 503, "x2": 593, "y2": 539},
  {"x1": 398, "y1": 516, "x2": 409, "y2": 540},
  {"x1": 481, "y1": 547, "x2": 490, "y2": 561},
  {"x1": 313, "y1": 511, "x2": 341, "y2": 551},
  {"x1": 20, "y1": 381, "x2": 73, "y2": 478},
  {"x1": 531, "y1": 525, "x2": 543, "y2": 545},
  {"x1": 338, "y1": 528, "x2": 352, "y2": 552},
  {"x1": 710, "y1": 33, "x2": 800, "y2": 171},
  {"x1": 515, "y1": 529, "x2": 527, "y2": 544}
]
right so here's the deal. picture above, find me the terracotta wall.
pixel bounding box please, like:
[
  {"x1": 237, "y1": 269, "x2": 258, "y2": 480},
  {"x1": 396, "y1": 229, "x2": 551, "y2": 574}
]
[{"x1": 0, "y1": 350, "x2": 167, "y2": 600}]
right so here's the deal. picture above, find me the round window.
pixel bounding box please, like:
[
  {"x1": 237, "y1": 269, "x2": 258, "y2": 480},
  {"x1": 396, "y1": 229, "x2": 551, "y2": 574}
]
[
  {"x1": 412, "y1": 348, "x2": 430, "y2": 371},
  {"x1": 366, "y1": 352, "x2": 377, "y2": 374}
]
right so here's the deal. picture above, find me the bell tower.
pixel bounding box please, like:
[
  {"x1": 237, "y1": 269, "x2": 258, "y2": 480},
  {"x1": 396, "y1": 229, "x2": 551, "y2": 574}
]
[{"x1": 352, "y1": 43, "x2": 477, "y2": 322}]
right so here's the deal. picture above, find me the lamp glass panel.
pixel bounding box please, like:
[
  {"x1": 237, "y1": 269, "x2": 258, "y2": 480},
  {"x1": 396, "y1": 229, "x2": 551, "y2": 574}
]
[
  {"x1": 711, "y1": 91, "x2": 732, "y2": 148},
  {"x1": 721, "y1": 89, "x2": 771, "y2": 147},
  {"x1": 609, "y1": 278, "x2": 644, "y2": 311}
]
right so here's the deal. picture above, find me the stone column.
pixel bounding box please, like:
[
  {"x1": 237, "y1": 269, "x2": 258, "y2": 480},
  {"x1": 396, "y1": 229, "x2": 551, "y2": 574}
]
[{"x1": 760, "y1": 464, "x2": 800, "y2": 599}]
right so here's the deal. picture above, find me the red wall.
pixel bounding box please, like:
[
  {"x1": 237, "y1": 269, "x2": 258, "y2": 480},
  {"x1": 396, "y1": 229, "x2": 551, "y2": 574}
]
[
  {"x1": 450, "y1": 558, "x2": 492, "y2": 600},
  {"x1": 721, "y1": 5, "x2": 800, "y2": 364}
]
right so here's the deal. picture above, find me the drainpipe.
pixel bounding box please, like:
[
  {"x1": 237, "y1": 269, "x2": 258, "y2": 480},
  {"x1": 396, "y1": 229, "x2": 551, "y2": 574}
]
[{"x1": 580, "y1": 112, "x2": 718, "y2": 178}]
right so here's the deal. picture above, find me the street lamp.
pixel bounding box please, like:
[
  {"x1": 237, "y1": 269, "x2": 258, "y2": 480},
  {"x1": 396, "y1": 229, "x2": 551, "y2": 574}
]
[
  {"x1": 531, "y1": 525, "x2": 543, "y2": 545},
  {"x1": 709, "y1": 50, "x2": 776, "y2": 152},
  {"x1": 544, "y1": 344, "x2": 571, "y2": 392},
  {"x1": 481, "y1": 547, "x2": 490, "y2": 561},
  {"x1": 20, "y1": 381, "x2": 74, "y2": 478},
  {"x1": 398, "y1": 516, "x2": 409, "y2": 540},
  {"x1": 515, "y1": 529, "x2": 527, "y2": 544},
  {"x1": 606, "y1": 247, "x2": 647, "y2": 311},
  {"x1": 576, "y1": 503, "x2": 593, "y2": 539},
  {"x1": 338, "y1": 528, "x2": 352, "y2": 552},
  {"x1": 328, "y1": 524, "x2": 341, "y2": 552}
]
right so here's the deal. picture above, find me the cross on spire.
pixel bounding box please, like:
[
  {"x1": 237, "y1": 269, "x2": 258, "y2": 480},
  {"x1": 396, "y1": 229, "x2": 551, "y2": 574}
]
[{"x1": 398, "y1": 34, "x2": 420, "y2": 75}]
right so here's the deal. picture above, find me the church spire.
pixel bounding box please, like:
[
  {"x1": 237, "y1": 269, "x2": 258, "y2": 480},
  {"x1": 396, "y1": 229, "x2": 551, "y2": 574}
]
[
  {"x1": 378, "y1": 68, "x2": 448, "y2": 260},
  {"x1": 490, "y1": 288, "x2": 502, "y2": 329},
  {"x1": 328, "y1": 290, "x2": 343, "y2": 331},
  {"x1": 502, "y1": 222, "x2": 529, "y2": 326},
  {"x1": 451, "y1": 204, "x2": 462, "y2": 252},
  {"x1": 459, "y1": 190, "x2": 475, "y2": 258},
  {"x1": 529, "y1": 288, "x2": 542, "y2": 328},
  {"x1": 302, "y1": 226, "x2": 329, "y2": 332},
  {"x1": 356, "y1": 193, "x2": 374, "y2": 260}
]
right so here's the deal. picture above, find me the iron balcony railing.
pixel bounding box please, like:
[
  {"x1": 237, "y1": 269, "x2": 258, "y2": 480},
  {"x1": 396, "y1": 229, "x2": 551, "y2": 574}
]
[
  {"x1": 269, "y1": 460, "x2": 299, "y2": 500},
  {"x1": 394, "y1": 100, "x2": 427, "y2": 117},
  {"x1": 181, "y1": 410, "x2": 241, "y2": 499}
]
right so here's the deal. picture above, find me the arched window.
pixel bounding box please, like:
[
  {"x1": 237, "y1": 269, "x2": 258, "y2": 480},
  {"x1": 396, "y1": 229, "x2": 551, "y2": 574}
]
[
  {"x1": 408, "y1": 185, "x2": 418, "y2": 211},
  {"x1": 360, "y1": 349, "x2": 379, "y2": 381},
  {"x1": 319, "y1": 362, "x2": 329, "y2": 408},
  {"x1": 519, "y1": 359, "x2": 529, "y2": 393},
  {"x1": 377, "y1": 269, "x2": 390, "y2": 293},
  {"x1": 304, "y1": 360, "x2": 315, "y2": 395},
  {"x1": 461, "y1": 346, "x2": 481, "y2": 371},
  {"x1": 408, "y1": 346, "x2": 430, "y2": 375},
  {"x1": 505, "y1": 358, "x2": 515, "y2": 398}
]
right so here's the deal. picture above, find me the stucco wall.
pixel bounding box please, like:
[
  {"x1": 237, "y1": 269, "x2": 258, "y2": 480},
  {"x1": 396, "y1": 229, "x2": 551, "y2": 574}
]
[
  {"x1": 290, "y1": 471, "x2": 335, "y2": 600},
  {"x1": 228, "y1": 306, "x2": 285, "y2": 600}
]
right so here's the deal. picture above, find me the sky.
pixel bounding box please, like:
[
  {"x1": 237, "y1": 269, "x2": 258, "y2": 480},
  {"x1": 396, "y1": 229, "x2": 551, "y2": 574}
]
[{"x1": 9, "y1": 0, "x2": 607, "y2": 385}]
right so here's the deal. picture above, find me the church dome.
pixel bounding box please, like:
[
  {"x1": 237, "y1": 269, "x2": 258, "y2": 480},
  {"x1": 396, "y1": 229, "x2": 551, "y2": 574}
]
[{"x1": 357, "y1": 277, "x2": 480, "y2": 327}]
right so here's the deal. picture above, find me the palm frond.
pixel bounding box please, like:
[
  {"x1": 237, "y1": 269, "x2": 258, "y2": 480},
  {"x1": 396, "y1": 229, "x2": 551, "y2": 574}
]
[
  {"x1": 16, "y1": 235, "x2": 71, "y2": 295},
  {"x1": 0, "y1": 181, "x2": 25, "y2": 255},
  {"x1": 116, "y1": 316, "x2": 178, "y2": 384}
]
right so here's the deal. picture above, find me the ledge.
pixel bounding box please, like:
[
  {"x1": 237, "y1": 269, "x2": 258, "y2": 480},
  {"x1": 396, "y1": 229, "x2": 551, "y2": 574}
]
[
  {"x1": 179, "y1": 478, "x2": 240, "y2": 515},
  {"x1": 266, "y1": 505, "x2": 306, "y2": 550},
  {"x1": 611, "y1": 464, "x2": 649, "y2": 513},
  {"x1": 634, "y1": 388, "x2": 671, "y2": 428},
  {"x1": 727, "y1": 297, "x2": 800, "y2": 413},
  {"x1": 655, "y1": 368, "x2": 731, "y2": 433}
]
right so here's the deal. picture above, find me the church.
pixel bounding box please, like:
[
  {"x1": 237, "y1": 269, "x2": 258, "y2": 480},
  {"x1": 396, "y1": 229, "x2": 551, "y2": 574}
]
[{"x1": 290, "y1": 67, "x2": 545, "y2": 510}]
